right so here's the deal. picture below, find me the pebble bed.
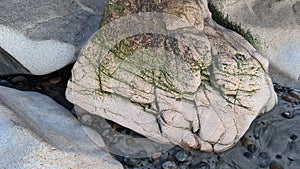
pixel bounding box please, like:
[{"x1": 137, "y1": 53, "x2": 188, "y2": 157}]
[{"x1": 1, "y1": 66, "x2": 300, "y2": 169}]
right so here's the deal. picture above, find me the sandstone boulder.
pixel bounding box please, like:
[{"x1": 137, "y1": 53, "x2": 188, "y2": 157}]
[{"x1": 66, "y1": 0, "x2": 277, "y2": 152}]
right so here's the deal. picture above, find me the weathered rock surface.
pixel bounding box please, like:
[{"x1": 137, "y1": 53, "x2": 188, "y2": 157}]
[
  {"x1": 0, "y1": 86, "x2": 123, "y2": 169},
  {"x1": 0, "y1": 0, "x2": 107, "y2": 75},
  {"x1": 209, "y1": 0, "x2": 300, "y2": 89},
  {"x1": 66, "y1": 0, "x2": 277, "y2": 152}
]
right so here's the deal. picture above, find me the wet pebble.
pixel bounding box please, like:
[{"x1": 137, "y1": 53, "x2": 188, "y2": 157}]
[
  {"x1": 125, "y1": 138, "x2": 136, "y2": 146},
  {"x1": 247, "y1": 144, "x2": 258, "y2": 154},
  {"x1": 162, "y1": 161, "x2": 177, "y2": 169},
  {"x1": 175, "y1": 150, "x2": 188, "y2": 162},
  {"x1": 258, "y1": 152, "x2": 270, "y2": 168},
  {"x1": 101, "y1": 128, "x2": 114, "y2": 138},
  {"x1": 0, "y1": 79, "x2": 13, "y2": 87},
  {"x1": 41, "y1": 81, "x2": 51, "y2": 87},
  {"x1": 241, "y1": 137, "x2": 253, "y2": 147},
  {"x1": 124, "y1": 157, "x2": 141, "y2": 166},
  {"x1": 195, "y1": 162, "x2": 210, "y2": 169},
  {"x1": 49, "y1": 76, "x2": 62, "y2": 84},
  {"x1": 80, "y1": 114, "x2": 93, "y2": 125},
  {"x1": 11, "y1": 76, "x2": 27, "y2": 84},
  {"x1": 243, "y1": 152, "x2": 253, "y2": 159},
  {"x1": 281, "y1": 95, "x2": 297, "y2": 103},
  {"x1": 281, "y1": 111, "x2": 295, "y2": 119},
  {"x1": 269, "y1": 161, "x2": 284, "y2": 169},
  {"x1": 290, "y1": 134, "x2": 298, "y2": 141},
  {"x1": 289, "y1": 90, "x2": 300, "y2": 99}
]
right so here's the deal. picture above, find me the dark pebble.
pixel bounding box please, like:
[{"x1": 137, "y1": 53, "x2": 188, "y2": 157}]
[
  {"x1": 243, "y1": 152, "x2": 253, "y2": 159},
  {"x1": 269, "y1": 161, "x2": 284, "y2": 169},
  {"x1": 281, "y1": 111, "x2": 295, "y2": 119},
  {"x1": 0, "y1": 79, "x2": 13, "y2": 87},
  {"x1": 124, "y1": 157, "x2": 141, "y2": 166},
  {"x1": 241, "y1": 137, "x2": 253, "y2": 147},
  {"x1": 289, "y1": 90, "x2": 300, "y2": 99},
  {"x1": 275, "y1": 155, "x2": 282, "y2": 159},
  {"x1": 247, "y1": 144, "x2": 258, "y2": 154},
  {"x1": 194, "y1": 162, "x2": 210, "y2": 169},
  {"x1": 162, "y1": 161, "x2": 177, "y2": 169},
  {"x1": 49, "y1": 76, "x2": 62, "y2": 84},
  {"x1": 11, "y1": 76, "x2": 27, "y2": 84},
  {"x1": 175, "y1": 150, "x2": 188, "y2": 162},
  {"x1": 287, "y1": 157, "x2": 295, "y2": 161},
  {"x1": 290, "y1": 134, "x2": 298, "y2": 140},
  {"x1": 258, "y1": 152, "x2": 270, "y2": 168},
  {"x1": 281, "y1": 95, "x2": 297, "y2": 103},
  {"x1": 178, "y1": 165, "x2": 189, "y2": 169}
]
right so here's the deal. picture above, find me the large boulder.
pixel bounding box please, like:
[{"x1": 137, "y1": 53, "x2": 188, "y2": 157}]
[
  {"x1": 0, "y1": 86, "x2": 123, "y2": 169},
  {"x1": 0, "y1": 0, "x2": 107, "y2": 75},
  {"x1": 209, "y1": 0, "x2": 300, "y2": 89},
  {"x1": 66, "y1": 0, "x2": 277, "y2": 152}
]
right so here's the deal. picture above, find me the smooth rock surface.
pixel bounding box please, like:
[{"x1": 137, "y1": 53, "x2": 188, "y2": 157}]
[
  {"x1": 0, "y1": 0, "x2": 107, "y2": 75},
  {"x1": 209, "y1": 0, "x2": 300, "y2": 89},
  {"x1": 67, "y1": 0, "x2": 277, "y2": 152},
  {"x1": 0, "y1": 86, "x2": 123, "y2": 169}
]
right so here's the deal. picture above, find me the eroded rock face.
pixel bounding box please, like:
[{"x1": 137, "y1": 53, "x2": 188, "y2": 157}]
[{"x1": 66, "y1": 0, "x2": 277, "y2": 152}]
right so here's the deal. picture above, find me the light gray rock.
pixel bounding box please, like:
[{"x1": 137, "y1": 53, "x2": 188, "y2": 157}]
[
  {"x1": 0, "y1": 0, "x2": 107, "y2": 75},
  {"x1": 66, "y1": 0, "x2": 277, "y2": 152},
  {"x1": 0, "y1": 86, "x2": 123, "y2": 169},
  {"x1": 209, "y1": 0, "x2": 300, "y2": 89}
]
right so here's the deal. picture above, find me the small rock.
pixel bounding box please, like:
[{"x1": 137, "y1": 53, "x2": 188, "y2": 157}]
[
  {"x1": 243, "y1": 152, "x2": 253, "y2": 159},
  {"x1": 269, "y1": 162, "x2": 284, "y2": 169},
  {"x1": 281, "y1": 111, "x2": 295, "y2": 119},
  {"x1": 258, "y1": 152, "x2": 270, "y2": 168},
  {"x1": 41, "y1": 81, "x2": 51, "y2": 87},
  {"x1": 0, "y1": 79, "x2": 13, "y2": 87},
  {"x1": 281, "y1": 95, "x2": 297, "y2": 103},
  {"x1": 124, "y1": 157, "x2": 141, "y2": 166},
  {"x1": 81, "y1": 114, "x2": 93, "y2": 125},
  {"x1": 49, "y1": 77, "x2": 62, "y2": 84},
  {"x1": 125, "y1": 138, "x2": 136, "y2": 146},
  {"x1": 162, "y1": 161, "x2": 177, "y2": 169},
  {"x1": 241, "y1": 137, "x2": 253, "y2": 147},
  {"x1": 289, "y1": 90, "x2": 300, "y2": 99},
  {"x1": 290, "y1": 134, "x2": 298, "y2": 141},
  {"x1": 175, "y1": 150, "x2": 188, "y2": 162},
  {"x1": 101, "y1": 128, "x2": 114, "y2": 138},
  {"x1": 247, "y1": 144, "x2": 258, "y2": 154},
  {"x1": 11, "y1": 76, "x2": 27, "y2": 84},
  {"x1": 197, "y1": 162, "x2": 210, "y2": 169}
]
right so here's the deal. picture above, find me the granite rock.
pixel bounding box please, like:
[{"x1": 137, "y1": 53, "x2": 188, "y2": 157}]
[
  {"x1": 0, "y1": 0, "x2": 107, "y2": 75},
  {"x1": 209, "y1": 0, "x2": 300, "y2": 89},
  {"x1": 67, "y1": 0, "x2": 277, "y2": 152},
  {"x1": 0, "y1": 86, "x2": 123, "y2": 169}
]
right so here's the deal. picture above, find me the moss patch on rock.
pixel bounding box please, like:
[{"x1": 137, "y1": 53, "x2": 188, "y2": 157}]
[{"x1": 208, "y1": 3, "x2": 260, "y2": 49}]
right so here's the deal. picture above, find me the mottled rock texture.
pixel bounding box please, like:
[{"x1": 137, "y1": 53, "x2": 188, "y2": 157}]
[
  {"x1": 209, "y1": 0, "x2": 300, "y2": 89},
  {"x1": 67, "y1": 0, "x2": 277, "y2": 152},
  {"x1": 0, "y1": 0, "x2": 107, "y2": 75}
]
